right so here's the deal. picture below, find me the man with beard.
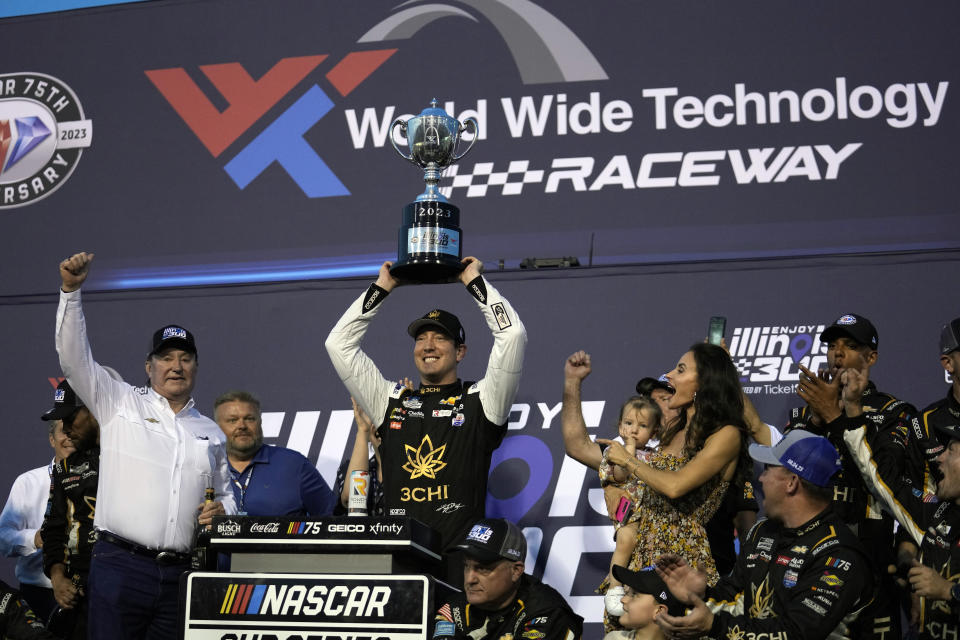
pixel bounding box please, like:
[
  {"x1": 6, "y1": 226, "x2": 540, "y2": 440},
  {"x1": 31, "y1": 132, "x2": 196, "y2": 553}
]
[
  {"x1": 788, "y1": 313, "x2": 921, "y2": 640},
  {"x1": 918, "y1": 319, "x2": 960, "y2": 465},
  {"x1": 41, "y1": 379, "x2": 100, "y2": 639},
  {"x1": 214, "y1": 390, "x2": 335, "y2": 517}
]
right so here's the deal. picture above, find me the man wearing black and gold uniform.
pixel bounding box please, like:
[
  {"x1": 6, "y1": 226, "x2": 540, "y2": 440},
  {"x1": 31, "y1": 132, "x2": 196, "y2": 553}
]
[
  {"x1": 841, "y1": 318, "x2": 960, "y2": 640},
  {"x1": 920, "y1": 319, "x2": 960, "y2": 457},
  {"x1": 0, "y1": 580, "x2": 58, "y2": 639},
  {"x1": 325, "y1": 257, "x2": 526, "y2": 553},
  {"x1": 788, "y1": 313, "x2": 922, "y2": 640},
  {"x1": 40, "y1": 379, "x2": 100, "y2": 639},
  {"x1": 654, "y1": 430, "x2": 873, "y2": 640}
]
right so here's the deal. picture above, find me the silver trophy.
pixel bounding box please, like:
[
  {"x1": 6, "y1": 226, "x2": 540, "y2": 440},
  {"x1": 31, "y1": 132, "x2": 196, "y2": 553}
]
[{"x1": 389, "y1": 99, "x2": 478, "y2": 282}]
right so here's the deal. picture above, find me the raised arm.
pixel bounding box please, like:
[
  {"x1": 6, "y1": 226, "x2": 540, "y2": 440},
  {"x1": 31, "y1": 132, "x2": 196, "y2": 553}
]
[
  {"x1": 55, "y1": 252, "x2": 128, "y2": 424},
  {"x1": 561, "y1": 351, "x2": 603, "y2": 470},
  {"x1": 599, "y1": 425, "x2": 741, "y2": 499},
  {"x1": 324, "y1": 262, "x2": 400, "y2": 426},
  {"x1": 340, "y1": 398, "x2": 376, "y2": 508},
  {"x1": 838, "y1": 368, "x2": 929, "y2": 546},
  {"x1": 460, "y1": 258, "x2": 527, "y2": 426}
]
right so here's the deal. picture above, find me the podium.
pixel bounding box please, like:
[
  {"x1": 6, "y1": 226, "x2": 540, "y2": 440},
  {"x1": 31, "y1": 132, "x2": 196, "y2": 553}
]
[{"x1": 180, "y1": 516, "x2": 452, "y2": 640}]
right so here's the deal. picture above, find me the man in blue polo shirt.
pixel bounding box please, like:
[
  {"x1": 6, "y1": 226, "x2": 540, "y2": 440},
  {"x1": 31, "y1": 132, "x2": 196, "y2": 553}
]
[{"x1": 214, "y1": 391, "x2": 336, "y2": 517}]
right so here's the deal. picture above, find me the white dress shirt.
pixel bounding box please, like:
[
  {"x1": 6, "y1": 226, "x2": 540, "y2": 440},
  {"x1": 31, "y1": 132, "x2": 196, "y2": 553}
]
[
  {"x1": 0, "y1": 464, "x2": 53, "y2": 587},
  {"x1": 55, "y1": 289, "x2": 236, "y2": 552}
]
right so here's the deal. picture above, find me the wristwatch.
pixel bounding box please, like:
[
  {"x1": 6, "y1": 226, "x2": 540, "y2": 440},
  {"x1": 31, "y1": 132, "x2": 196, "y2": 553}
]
[{"x1": 950, "y1": 582, "x2": 960, "y2": 603}]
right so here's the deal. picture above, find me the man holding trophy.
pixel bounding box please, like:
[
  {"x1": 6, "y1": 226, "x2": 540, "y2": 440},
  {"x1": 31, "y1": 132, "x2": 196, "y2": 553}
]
[{"x1": 325, "y1": 102, "x2": 527, "y2": 576}]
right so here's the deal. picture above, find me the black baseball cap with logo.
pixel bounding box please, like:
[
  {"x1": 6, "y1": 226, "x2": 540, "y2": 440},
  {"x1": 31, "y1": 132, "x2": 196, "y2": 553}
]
[
  {"x1": 41, "y1": 379, "x2": 84, "y2": 421},
  {"x1": 940, "y1": 318, "x2": 960, "y2": 355},
  {"x1": 407, "y1": 309, "x2": 466, "y2": 344},
  {"x1": 611, "y1": 565, "x2": 685, "y2": 616},
  {"x1": 149, "y1": 325, "x2": 197, "y2": 357},
  {"x1": 819, "y1": 314, "x2": 878, "y2": 349},
  {"x1": 456, "y1": 518, "x2": 526, "y2": 564},
  {"x1": 636, "y1": 374, "x2": 673, "y2": 396}
]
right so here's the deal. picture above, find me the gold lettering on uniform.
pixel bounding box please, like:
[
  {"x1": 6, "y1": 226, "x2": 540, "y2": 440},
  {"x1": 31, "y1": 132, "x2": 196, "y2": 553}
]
[
  {"x1": 400, "y1": 485, "x2": 450, "y2": 502},
  {"x1": 833, "y1": 486, "x2": 851, "y2": 502},
  {"x1": 727, "y1": 625, "x2": 745, "y2": 640}
]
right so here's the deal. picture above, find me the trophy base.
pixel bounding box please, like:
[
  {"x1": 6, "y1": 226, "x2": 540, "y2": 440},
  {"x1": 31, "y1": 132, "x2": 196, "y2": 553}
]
[
  {"x1": 393, "y1": 201, "x2": 464, "y2": 284},
  {"x1": 390, "y1": 259, "x2": 465, "y2": 284}
]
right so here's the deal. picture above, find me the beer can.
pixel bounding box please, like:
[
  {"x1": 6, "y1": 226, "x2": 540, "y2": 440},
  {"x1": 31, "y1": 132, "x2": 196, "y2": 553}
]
[{"x1": 348, "y1": 470, "x2": 369, "y2": 516}]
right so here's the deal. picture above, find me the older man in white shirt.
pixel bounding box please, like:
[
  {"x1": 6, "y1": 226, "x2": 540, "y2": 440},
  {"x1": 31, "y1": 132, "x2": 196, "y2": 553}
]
[
  {"x1": 55, "y1": 252, "x2": 236, "y2": 640},
  {"x1": 0, "y1": 415, "x2": 75, "y2": 622}
]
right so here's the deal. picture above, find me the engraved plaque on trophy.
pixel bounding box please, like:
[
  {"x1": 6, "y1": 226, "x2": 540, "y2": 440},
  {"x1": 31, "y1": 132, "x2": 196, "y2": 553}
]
[{"x1": 389, "y1": 99, "x2": 478, "y2": 283}]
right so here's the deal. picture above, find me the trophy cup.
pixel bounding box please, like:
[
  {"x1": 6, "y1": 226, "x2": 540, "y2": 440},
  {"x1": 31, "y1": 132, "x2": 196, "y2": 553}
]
[{"x1": 389, "y1": 99, "x2": 478, "y2": 282}]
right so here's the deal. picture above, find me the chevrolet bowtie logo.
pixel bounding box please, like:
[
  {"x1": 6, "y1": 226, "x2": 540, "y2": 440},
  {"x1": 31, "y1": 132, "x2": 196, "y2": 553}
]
[{"x1": 402, "y1": 435, "x2": 447, "y2": 480}]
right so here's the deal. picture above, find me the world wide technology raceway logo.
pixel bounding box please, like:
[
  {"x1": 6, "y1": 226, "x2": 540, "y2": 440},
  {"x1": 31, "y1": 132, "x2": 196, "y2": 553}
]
[{"x1": 145, "y1": 0, "x2": 607, "y2": 198}]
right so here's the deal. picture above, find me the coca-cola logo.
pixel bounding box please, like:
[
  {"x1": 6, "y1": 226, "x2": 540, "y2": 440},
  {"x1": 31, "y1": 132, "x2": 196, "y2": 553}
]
[
  {"x1": 249, "y1": 522, "x2": 281, "y2": 534},
  {"x1": 216, "y1": 520, "x2": 241, "y2": 536}
]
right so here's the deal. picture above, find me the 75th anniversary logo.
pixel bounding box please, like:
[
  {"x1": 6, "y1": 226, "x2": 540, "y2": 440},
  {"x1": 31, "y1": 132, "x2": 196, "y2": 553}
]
[{"x1": 0, "y1": 72, "x2": 92, "y2": 209}]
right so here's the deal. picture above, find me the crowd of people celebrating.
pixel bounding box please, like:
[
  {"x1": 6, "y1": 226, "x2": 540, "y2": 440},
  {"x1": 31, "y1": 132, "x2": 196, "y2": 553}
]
[{"x1": 0, "y1": 252, "x2": 958, "y2": 640}]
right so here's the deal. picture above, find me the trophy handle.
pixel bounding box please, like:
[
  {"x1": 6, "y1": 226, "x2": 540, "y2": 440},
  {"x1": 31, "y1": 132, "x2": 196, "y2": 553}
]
[
  {"x1": 390, "y1": 119, "x2": 414, "y2": 162},
  {"x1": 452, "y1": 117, "x2": 479, "y2": 161}
]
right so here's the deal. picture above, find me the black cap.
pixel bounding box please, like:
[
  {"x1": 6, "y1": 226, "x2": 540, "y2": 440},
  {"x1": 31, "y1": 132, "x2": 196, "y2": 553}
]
[
  {"x1": 636, "y1": 374, "x2": 673, "y2": 396},
  {"x1": 940, "y1": 318, "x2": 960, "y2": 355},
  {"x1": 149, "y1": 325, "x2": 197, "y2": 357},
  {"x1": 456, "y1": 518, "x2": 526, "y2": 564},
  {"x1": 612, "y1": 565, "x2": 685, "y2": 616},
  {"x1": 407, "y1": 309, "x2": 465, "y2": 344},
  {"x1": 933, "y1": 421, "x2": 960, "y2": 444},
  {"x1": 41, "y1": 379, "x2": 84, "y2": 421},
  {"x1": 819, "y1": 314, "x2": 878, "y2": 349}
]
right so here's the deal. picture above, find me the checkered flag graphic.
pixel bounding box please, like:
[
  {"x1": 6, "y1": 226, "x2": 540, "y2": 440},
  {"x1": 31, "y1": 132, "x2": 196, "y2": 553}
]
[
  {"x1": 439, "y1": 161, "x2": 544, "y2": 198},
  {"x1": 733, "y1": 358, "x2": 752, "y2": 377}
]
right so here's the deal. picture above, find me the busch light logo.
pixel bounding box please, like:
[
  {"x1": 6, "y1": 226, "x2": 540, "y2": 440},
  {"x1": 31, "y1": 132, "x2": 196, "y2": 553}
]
[
  {"x1": 54, "y1": 389, "x2": 65, "y2": 403},
  {"x1": 162, "y1": 326, "x2": 187, "y2": 340},
  {"x1": 216, "y1": 520, "x2": 241, "y2": 536},
  {"x1": 466, "y1": 524, "x2": 493, "y2": 543},
  {"x1": 730, "y1": 324, "x2": 828, "y2": 395}
]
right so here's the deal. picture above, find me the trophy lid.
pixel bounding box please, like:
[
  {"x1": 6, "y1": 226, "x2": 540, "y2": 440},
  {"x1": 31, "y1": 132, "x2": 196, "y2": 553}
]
[{"x1": 418, "y1": 98, "x2": 450, "y2": 118}]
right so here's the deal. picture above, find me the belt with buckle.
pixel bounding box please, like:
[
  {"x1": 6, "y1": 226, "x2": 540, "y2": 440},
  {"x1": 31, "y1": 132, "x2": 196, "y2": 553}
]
[{"x1": 97, "y1": 531, "x2": 191, "y2": 565}]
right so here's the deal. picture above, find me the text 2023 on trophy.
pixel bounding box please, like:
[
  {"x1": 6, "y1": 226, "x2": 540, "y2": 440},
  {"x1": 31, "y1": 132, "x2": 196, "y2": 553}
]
[{"x1": 389, "y1": 99, "x2": 478, "y2": 282}]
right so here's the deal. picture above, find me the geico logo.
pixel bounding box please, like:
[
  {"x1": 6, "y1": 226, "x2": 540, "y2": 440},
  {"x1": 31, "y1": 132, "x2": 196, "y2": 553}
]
[
  {"x1": 400, "y1": 485, "x2": 449, "y2": 502},
  {"x1": 327, "y1": 524, "x2": 365, "y2": 533},
  {"x1": 251, "y1": 584, "x2": 391, "y2": 617}
]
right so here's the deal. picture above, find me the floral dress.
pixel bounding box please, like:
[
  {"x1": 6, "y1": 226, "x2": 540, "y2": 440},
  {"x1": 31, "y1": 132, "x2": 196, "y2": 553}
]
[{"x1": 598, "y1": 446, "x2": 730, "y2": 630}]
